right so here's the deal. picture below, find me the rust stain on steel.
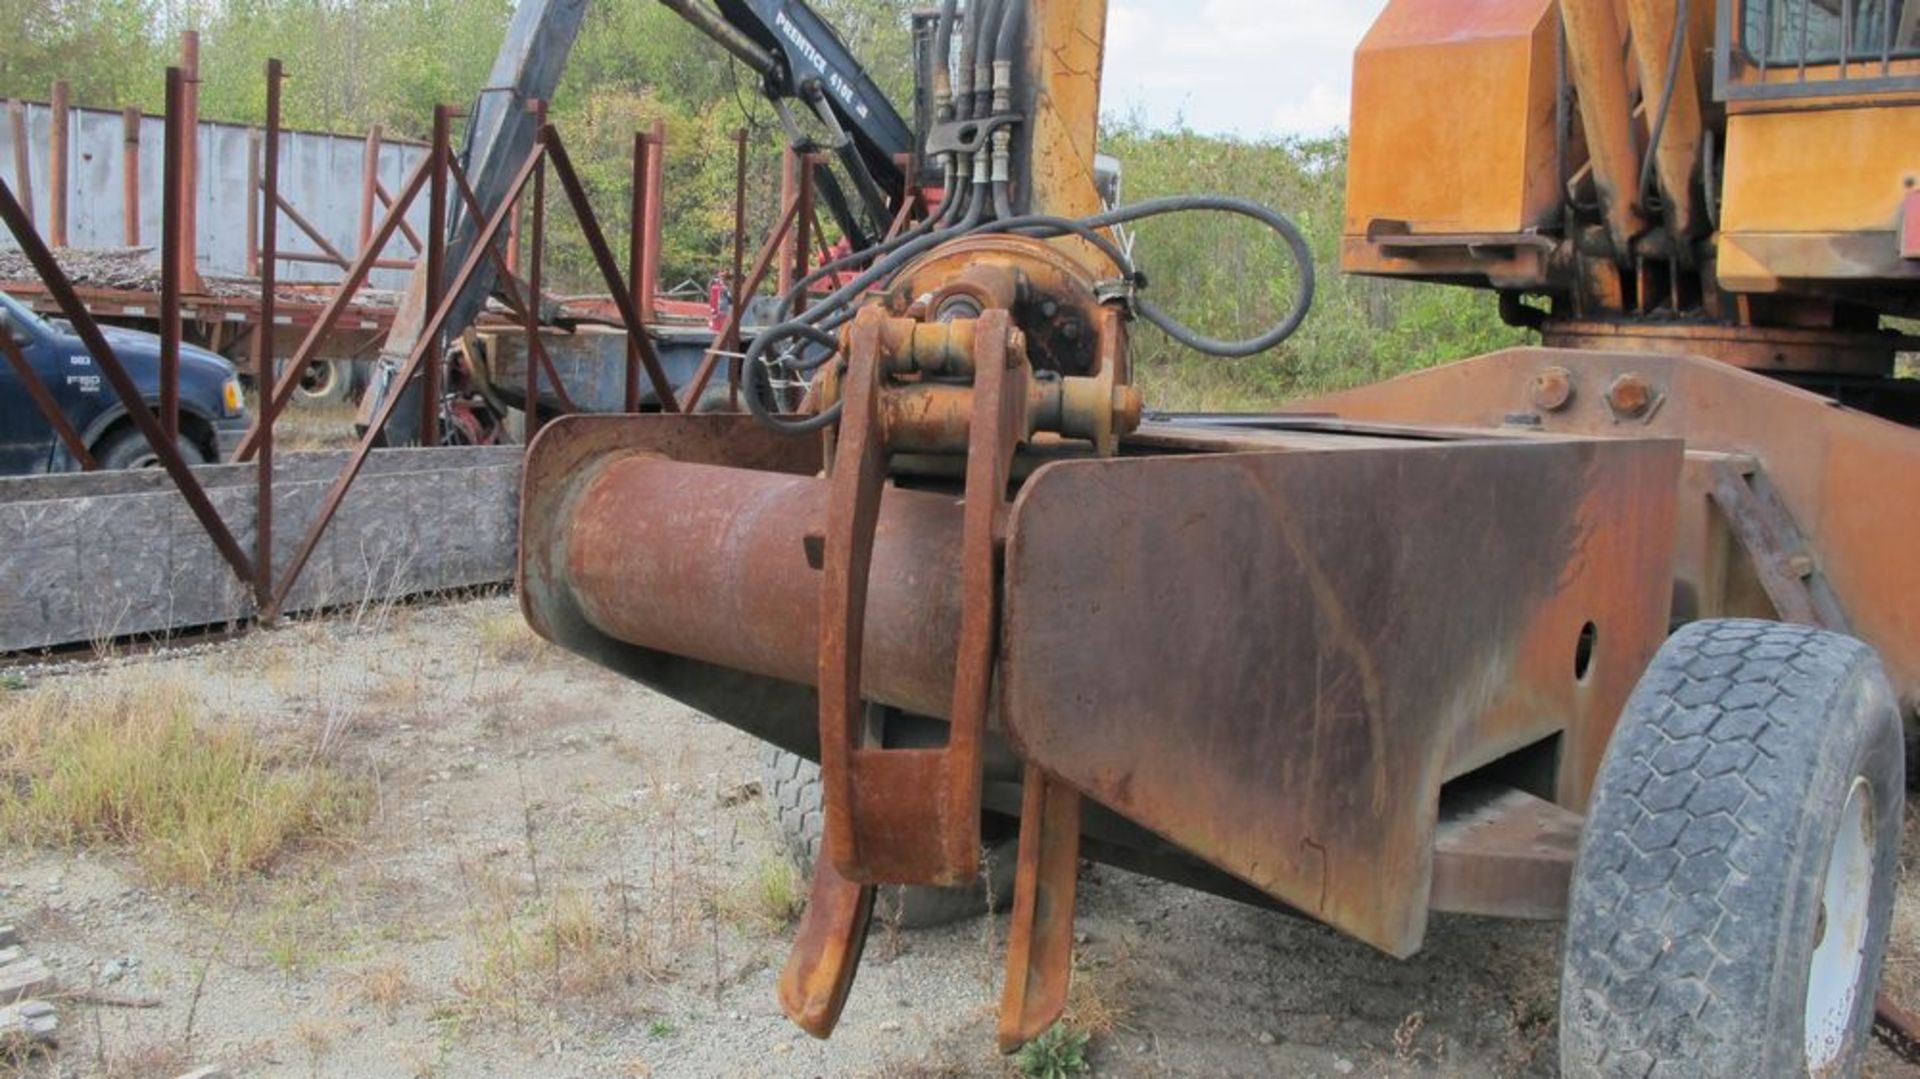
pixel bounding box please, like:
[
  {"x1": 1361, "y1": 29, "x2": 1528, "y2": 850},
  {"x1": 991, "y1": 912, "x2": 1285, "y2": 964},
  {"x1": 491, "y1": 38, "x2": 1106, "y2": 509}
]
[
  {"x1": 1300, "y1": 347, "x2": 1920, "y2": 721},
  {"x1": 999, "y1": 433, "x2": 1680, "y2": 955}
]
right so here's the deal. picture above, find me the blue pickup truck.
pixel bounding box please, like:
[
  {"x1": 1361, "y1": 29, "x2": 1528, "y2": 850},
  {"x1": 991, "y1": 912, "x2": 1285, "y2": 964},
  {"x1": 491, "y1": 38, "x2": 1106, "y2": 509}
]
[{"x1": 0, "y1": 290, "x2": 248, "y2": 474}]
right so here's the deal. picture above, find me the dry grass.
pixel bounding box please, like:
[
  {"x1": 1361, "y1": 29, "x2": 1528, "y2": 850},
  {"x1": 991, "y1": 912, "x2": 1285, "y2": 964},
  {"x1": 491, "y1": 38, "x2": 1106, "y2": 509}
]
[
  {"x1": 274, "y1": 401, "x2": 363, "y2": 453},
  {"x1": 470, "y1": 606, "x2": 546, "y2": 665},
  {"x1": 1063, "y1": 947, "x2": 1135, "y2": 1040},
  {"x1": 0, "y1": 678, "x2": 365, "y2": 887},
  {"x1": 345, "y1": 961, "x2": 417, "y2": 1021},
  {"x1": 719, "y1": 854, "x2": 803, "y2": 931},
  {"x1": 452, "y1": 875, "x2": 664, "y2": 1022}
]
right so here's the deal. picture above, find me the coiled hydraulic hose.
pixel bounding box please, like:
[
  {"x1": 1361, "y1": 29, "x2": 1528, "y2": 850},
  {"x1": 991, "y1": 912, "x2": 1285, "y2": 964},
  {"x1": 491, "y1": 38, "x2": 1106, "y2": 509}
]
[{"x1": 739, "y1": 0, "x2": 1316, "y2": 435}]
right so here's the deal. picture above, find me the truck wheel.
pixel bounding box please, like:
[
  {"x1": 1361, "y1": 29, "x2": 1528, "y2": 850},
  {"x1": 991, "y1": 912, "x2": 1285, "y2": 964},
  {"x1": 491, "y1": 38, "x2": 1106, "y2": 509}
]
[
  {"x1": 762, "y1": 746, "x2": 1016, "y2": 929},
  {"x1": 296, "y1": 359, "x2": 352, "y2": 405},
  {"x1": 1561, "y1": 619, "x2": 1904, "y2": 1079},
  {"x1": 93, "y1": 426, "x2": 211, "y2": 470}
]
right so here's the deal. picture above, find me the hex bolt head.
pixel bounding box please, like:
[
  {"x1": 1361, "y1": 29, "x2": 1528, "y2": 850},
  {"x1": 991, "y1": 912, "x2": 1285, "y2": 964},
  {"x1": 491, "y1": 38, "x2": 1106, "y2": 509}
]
[
  {"x1": 1607, "y1": 372, "x2": 1655, "y2": 418},
  {"x1": 1531, "y1": 366, "x2": 1576, "y2": 412}
]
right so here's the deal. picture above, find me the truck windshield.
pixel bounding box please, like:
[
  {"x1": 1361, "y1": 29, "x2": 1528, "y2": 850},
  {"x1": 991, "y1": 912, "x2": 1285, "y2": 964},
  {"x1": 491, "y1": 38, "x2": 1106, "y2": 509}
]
[{"x1": 0, "y1": 291, "x2": 53, "y2": 339}]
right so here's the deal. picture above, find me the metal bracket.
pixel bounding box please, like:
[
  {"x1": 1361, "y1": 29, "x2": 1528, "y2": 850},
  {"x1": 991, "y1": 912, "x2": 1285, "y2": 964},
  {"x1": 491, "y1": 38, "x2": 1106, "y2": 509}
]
[
  {"x1": 924, "y1": 112, "x2": 1022, "y2": 157},
  {"x1": 1707, "y1": 458, "x2": 1851, "y2": 633}
]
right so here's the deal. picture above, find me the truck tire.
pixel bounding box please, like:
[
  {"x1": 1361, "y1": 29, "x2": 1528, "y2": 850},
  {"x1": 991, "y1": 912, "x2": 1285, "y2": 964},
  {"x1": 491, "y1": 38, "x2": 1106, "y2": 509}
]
[
  {"x1": 93, "y1": 426, "x2": 211, "y2": 470},
  {"x1": 762, "y1": 746, "x2": 1017, "y2": 929},
  {"x1": 1561, "y1": 619, "x2": 1904, "y2": 1079},
  {"x1": 296, "y1": 359, "x2": 353, "y2": 406}
]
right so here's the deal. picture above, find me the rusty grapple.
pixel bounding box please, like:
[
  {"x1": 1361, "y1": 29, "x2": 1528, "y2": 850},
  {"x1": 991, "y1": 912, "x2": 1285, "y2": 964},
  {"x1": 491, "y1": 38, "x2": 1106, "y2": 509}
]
[{"x1": 521, "y1": 1, "x2": 1908, "y2": 1073}]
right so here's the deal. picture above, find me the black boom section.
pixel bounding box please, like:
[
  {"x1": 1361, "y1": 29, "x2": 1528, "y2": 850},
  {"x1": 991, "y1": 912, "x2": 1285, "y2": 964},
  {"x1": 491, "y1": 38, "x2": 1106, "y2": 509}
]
[{"x1": 712, "y1": 0, "x2": 913, "y2": 231}]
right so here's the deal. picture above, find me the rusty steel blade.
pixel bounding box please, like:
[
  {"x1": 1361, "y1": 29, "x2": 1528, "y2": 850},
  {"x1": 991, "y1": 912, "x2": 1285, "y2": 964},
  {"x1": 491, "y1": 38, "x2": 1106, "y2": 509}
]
[
  {"x1": 998, "y1": 765, "x2": 1083, "y2": 1053},
  {"x1": 778, "y1": 856, "x2": 876, "y2": 1039}
]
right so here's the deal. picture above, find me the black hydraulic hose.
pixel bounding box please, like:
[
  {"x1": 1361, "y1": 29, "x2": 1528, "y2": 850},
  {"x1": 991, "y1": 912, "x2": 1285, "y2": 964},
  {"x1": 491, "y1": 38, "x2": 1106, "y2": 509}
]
[
  {"x1": 994, "y1": 0, "x2": 1025, "y2": 61},
  {"x1": 955, "y1": 0, "x2": 986, "y2": 122},
  {"x1": 969, "y1": 0, "x2": 1004, "y2": 122},
  {"x1": 1639, "y1": 0, "x2": 1690, "y2": 215},
  {"x1": 987, "y1": 0, "x2": 1026, "y2": 220},
  {"x1": 742, "y1": 190, "x2": 1315, "y2": 436},
  {"x1": 740, "y1": 183, "x2": 991, "y2": 434},
  {"x1": 984, "y1": 195, "x2": 1315, "y2": 358},
  {"x1": 934, "y1": 0, "x2": 960, "y2": 114}
]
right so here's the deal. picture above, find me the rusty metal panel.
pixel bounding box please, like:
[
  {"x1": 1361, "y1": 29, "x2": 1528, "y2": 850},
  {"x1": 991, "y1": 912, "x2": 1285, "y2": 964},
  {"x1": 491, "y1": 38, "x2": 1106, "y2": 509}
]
[
  {"x1": 999, "y1": 433, "x2": 1680, "y2": 956},
  {"x1": 1301, "y1": 347, "x2": 1920, "y2": 721}
]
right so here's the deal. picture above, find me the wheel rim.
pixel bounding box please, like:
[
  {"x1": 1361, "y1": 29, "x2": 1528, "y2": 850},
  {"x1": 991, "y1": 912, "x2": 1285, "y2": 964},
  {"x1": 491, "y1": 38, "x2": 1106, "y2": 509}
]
[
  {"x1": 1805, "y1": 775, "x2": 1876, "y2": 1072},
  {"x1": 299, "y1": 361, "x2": 337, "y2": 397}
]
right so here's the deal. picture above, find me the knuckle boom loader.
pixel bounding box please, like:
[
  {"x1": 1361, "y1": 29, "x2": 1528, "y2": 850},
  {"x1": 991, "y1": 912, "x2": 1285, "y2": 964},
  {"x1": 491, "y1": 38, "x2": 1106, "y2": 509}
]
[{"x1": 519, "y1": 1, "x2": 1920, "y2": 1074}]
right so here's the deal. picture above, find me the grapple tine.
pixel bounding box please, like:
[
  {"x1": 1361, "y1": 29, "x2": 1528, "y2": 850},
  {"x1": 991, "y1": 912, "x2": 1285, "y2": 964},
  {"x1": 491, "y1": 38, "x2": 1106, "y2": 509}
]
[
  {"x1": 778, "y1": 856, "x2": 876, "y2": 1039},
  {"x1": 997, "y1": 764, "x2": 1084, "y2": 1053}
]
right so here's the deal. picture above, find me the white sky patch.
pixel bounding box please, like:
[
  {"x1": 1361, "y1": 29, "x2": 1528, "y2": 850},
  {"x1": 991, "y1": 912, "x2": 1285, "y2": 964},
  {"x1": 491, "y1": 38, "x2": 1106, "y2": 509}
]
[{"x1": 1100, "y1": 0, "x2": 1388, "y2": 138}]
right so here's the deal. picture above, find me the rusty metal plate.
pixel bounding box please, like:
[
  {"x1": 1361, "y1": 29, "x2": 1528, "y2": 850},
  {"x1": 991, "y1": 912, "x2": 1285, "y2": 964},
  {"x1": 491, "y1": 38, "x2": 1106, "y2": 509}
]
[
  {"x1": 1301, "y1": 348, "x2": 1920, "y2": 722},
  {"x1": 999, "y1": 434, "x2": 1680, "y2": 956}
]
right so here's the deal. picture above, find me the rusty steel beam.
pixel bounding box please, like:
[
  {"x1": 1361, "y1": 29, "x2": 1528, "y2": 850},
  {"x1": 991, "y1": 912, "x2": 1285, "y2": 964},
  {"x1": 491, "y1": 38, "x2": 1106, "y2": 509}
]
[
  {"x1": 7, "y1": 100, "x2": 33, "y2": 226},
  {"x1": 423, "y1": 106, "x2": 451, "y2": 448},
  {"x1": 245, "y1": 128, "x2": 260, "y2": 277},
  {"x1": 524, "y1": 100, "x2": 547, "y2": 440},
  {"x1": 0, "y1": 330, "x2": 96, "y2": 470},
  {"x1": 47, "y1": 81, "x2": 68, "y2": 248},
  {"x1": 268, "y1": 140, "x2": 544, "y2": 616},
  {"x1": 641, "y1": 118, "x2": 666, "y2": 327},
  {"x1": 275, "y1": 250, "x2": 413, "y2": 272},
  {"x1": 678, "y1": 193, "x2": 801, "y2": 412},
  {"x1": 373, "y1": 180, "x2": 426, "y2": 253},
  {"x1": 445, "y1": 153, "x2": 578, "y2": 415},
  {"x1": 253, "y1": 60, "x2": 282, "y2": 615},
  {"x1": 178, "y1": 32, "x2": 201, "y2": 293},
  {"x1": 232, "y1": 152, "x2": 433, "y2": 461},
  {"x1": 263, "y1": 184, "x2": 355, "y2": 270},
  {"x1": 121, "y1": 107, "x2": 141, "y2": 247},
  {"x1": 791, "y1": 154, "x2": 816, "y2": 323},
  {"x1": 541, "y1": 126, "x2": 679, "y2": 410},
  {"x1": 1428, "y1": 786, "x2": 1583, "y2": 920},
  {"x1": 726, "y1": 127, "x2": 749, "y2": 410},
  {"x1": 358, "y1": 125, "x2": 382, "y2": 255},
  {"x1": 626, "y1": 130, "x2": 650, "y2": 413},
  {"x1": 0, "y1": 174, "x2": 254, "y2": 584},
  {"x1": 160, "y1": 69, "x2": 184, "y2": 442}
]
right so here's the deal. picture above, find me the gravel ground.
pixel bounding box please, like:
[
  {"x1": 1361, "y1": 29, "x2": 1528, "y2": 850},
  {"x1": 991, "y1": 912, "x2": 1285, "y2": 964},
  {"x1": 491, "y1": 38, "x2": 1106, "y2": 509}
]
[{"x1": 1, "y1": 596, "x2": 1915, "y2": 1078}]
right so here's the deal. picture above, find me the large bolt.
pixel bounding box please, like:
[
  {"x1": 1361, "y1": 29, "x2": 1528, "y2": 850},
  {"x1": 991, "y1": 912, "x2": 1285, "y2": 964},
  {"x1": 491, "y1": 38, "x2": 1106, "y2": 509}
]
[
  {"x1": 1531, "y1": 366, "x2": 1575, "y2": 412},
  {"x1": 1607, "y1": 372, "x2": 1655, "y2": 419}
]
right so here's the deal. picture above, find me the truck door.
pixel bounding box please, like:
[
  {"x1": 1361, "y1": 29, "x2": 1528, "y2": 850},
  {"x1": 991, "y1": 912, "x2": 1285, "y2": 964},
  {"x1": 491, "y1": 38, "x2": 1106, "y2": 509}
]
[{"x1": 0, "y1": 294, "x2": 63, "y2": 474}]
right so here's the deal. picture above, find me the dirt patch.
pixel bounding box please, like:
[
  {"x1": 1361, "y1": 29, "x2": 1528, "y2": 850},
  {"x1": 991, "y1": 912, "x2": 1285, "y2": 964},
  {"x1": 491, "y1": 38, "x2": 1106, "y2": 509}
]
[{"x1": 1, "y1": 596, "x2": 1915, "y2": 1078}]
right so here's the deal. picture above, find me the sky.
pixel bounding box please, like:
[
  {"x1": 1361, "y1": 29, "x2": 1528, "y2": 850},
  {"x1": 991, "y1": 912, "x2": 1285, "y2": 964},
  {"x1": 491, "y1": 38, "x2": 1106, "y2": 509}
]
[{"x1": 1099, "y1": 0, "x2": 1389, "y2": 139}]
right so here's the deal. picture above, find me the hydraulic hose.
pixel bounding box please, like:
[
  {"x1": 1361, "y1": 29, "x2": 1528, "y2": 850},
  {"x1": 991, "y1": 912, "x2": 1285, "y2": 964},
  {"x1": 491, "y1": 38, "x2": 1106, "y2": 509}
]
[
  {"x1": 734, "y1": 0, "x2": 1313, "y2": 437},
  {"x1": 980, "y1": 195, "x2": 1316, "y2": 358},
  {"x1": 933, "y1": 0, "x2": 960, "y2": 118}
]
